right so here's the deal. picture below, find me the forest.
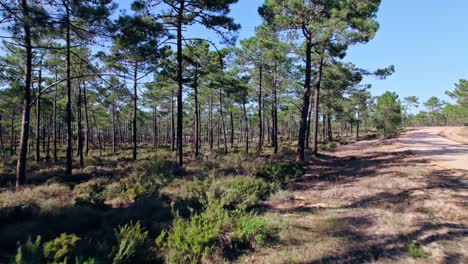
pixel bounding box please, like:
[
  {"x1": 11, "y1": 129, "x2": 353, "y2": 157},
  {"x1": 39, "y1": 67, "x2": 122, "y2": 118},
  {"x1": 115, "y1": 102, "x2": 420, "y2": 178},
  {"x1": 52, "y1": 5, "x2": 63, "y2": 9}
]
[{"x1": 0, "y1": 0, "x2": 467, "y2": 263}]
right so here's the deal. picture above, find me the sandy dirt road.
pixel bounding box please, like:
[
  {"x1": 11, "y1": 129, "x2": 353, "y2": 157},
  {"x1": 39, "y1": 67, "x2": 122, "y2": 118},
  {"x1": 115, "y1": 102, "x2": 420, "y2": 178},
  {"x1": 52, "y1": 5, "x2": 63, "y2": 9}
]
[{"x1": 400, "y1": 127, "x2": 468, "y2": 172}]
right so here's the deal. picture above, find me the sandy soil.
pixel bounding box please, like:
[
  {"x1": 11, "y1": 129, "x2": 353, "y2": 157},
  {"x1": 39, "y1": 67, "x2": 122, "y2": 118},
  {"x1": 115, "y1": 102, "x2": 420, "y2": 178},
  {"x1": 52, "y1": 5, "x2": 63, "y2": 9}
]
[
  {"x1": 400, "y1": 127, "x2": 468, "y2": 171},
  {"x1": 244, "y1": 137, "x2": 468, "y2": 264}
]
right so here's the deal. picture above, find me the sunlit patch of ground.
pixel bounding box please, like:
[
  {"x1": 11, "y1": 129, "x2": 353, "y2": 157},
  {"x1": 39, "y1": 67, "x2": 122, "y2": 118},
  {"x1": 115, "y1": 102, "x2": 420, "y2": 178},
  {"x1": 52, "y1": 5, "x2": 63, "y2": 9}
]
[{"x1": 242, "y1": 138, "x2": 468, "y2": 263}]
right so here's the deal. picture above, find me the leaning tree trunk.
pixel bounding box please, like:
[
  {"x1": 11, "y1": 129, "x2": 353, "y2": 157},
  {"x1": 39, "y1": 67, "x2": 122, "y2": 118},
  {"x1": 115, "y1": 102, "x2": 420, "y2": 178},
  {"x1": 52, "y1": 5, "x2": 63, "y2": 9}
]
[
  {"x1": 296, "y1": 37, "x2": 313, "y2": 161},
  {"x1": 16, "y1": 0, "x2": 33, "y2": 188},
  {"x1": 311, "y1": 51, "x2": 325, "y2": 155}
]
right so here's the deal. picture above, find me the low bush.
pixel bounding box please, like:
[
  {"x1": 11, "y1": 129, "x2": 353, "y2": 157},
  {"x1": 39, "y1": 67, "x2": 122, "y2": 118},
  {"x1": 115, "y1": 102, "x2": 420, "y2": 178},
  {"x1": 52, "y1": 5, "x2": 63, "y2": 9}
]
[
  {"x1": 156, "y1": 198, "x2": 274, "y2": 263},
  {"x1": 73, "y1": 179, "x2": 108, "y2": 208},
  {"x1": 43, "y1": 233, "x2": 81, "y2": 263},
  {"x1": 15, "y1": 236, "x2": 43, "y2": 264},
  {"x1": 112, "y1": 221, "x2": 151, "y2": 264},
  {"x1": 254, "y1": 162, "x2": 304, "y2": 184},
  {"x1": 156, "y1": 199, "x2": 229, "y2": 263},
  {"x1": 144, "y1": 158, "x2": 183, "y2": 180},
  {"x1": 213, "y1": 176, "x2": 272, "y2": 211},
  {"x1": 408, "y1": 242, "x2": 429, "y2": 258}
]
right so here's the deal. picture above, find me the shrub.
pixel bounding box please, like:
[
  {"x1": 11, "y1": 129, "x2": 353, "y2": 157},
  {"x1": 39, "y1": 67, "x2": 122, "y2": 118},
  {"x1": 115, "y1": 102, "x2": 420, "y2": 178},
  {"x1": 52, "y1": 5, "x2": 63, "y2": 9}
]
[
  {"x1": 113, "y1": 221, "x2": 150, "y2": 264},
  {"x1": 15, "y1": 236, "x2": 43, "y2": 264},
  {"x1": 73, "y1": 179, "x2": 108, "y2": 207},
  {"x1": 43, "y1": 233, "x2": 80, "y2": 263},
  {"x1": 213, "y1": 176, "x2": 272, "y2": 211},
  {"x1": 408, "y1": 242, "x2": 429, "y2": 258},
  {"x1": 233, "y1": 216, "x2": 271, "y2": 247},
  {"x1": 156, "y1": 199, "x2": 230, "y2": 263},
  {"x1": 157, "y1": 198, "x2": 275, "y2": 263},
  {"x1": 254, "y1": 162, "x2": 304, "y2": 184},
  {"x1": 144, "y1": 158, "x2": 183, "y2": 180}
]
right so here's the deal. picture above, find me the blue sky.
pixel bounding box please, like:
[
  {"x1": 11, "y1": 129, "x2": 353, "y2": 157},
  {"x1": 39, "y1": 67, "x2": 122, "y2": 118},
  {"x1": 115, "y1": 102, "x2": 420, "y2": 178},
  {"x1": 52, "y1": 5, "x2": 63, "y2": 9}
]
[{"x1": 119, "y1": 0, "x2": 468, "y2": 109}]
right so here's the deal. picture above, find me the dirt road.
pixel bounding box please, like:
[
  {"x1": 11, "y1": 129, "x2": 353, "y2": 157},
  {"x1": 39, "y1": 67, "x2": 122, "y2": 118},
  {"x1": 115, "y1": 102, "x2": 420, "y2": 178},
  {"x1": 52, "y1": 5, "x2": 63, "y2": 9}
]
[{"x1": 400, "y1": 127, "x2": 468, "y2": 171}]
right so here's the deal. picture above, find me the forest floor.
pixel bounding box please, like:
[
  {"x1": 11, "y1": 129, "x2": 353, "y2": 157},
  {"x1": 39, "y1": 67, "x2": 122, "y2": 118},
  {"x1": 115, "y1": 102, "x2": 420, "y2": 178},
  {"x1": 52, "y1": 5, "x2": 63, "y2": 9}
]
[
  {"x1": 244, "y1": 135, "x2": 468, "y2": 263},
  {"x1": 0, "y1": 131, "x2": 467, "y2": 263}
]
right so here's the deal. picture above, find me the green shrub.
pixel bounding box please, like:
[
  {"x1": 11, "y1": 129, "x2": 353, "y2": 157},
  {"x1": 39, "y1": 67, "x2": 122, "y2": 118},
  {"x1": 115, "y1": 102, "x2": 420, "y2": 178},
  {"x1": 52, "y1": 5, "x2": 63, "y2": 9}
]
[
  {"x1": 73, "y1": 179, "x2": 107, "y2": 207},
  {"x1": 113, "y1": 221, "x2": 150, "y2": 264},
  {"x1": 157, "y1": 198, "x2": 275, "y2": 263},
  {"x1": 408, "y1": 242, "x2": 429, "y2": 258},
  {"x1": 144, "y1": 158, "x2": 183, "y2": 180},
  {"x1": 43, "y1": 233, "x2": 80, "y2": 263},
  {"x1": 254, "y1": 162, "x2": 304, "y2": 184},
  {"x1": 15, "y1": 236, "x2": 43, "y2": 264},
  {"x1": 156, "y1": 199, "x2": 230, "y2": 263},
  {"x1": 233, "y1": 216, "x2": 271, "y2": 247},
  {"x1": 213, "y1": 176, "x2": 272, "y2": 211}
]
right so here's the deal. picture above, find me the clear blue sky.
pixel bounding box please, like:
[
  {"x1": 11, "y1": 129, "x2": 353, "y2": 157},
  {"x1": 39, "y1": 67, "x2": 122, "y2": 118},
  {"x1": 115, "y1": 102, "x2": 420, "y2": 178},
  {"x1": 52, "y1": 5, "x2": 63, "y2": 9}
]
[{"x1": 119, "y1": 0, "x2": 468, "y2": 108}]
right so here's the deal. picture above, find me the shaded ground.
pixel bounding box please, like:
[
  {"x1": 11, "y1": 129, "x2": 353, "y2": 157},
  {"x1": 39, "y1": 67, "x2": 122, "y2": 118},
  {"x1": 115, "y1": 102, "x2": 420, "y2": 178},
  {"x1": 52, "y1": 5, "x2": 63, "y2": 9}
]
[{"x1": 243, "y1": 138, "x2": 468, "y2": 263}]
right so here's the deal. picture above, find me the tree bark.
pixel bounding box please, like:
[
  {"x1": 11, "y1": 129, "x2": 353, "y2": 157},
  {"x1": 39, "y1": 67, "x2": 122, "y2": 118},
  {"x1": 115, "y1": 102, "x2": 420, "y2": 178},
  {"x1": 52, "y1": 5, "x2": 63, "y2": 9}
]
[
  {"x1": 311, "y1": 51, "x2": 325, "y2": 155},
  {"x1": 193, "y1": 71, "x2": 200, "y2": 157},
  {"x1": 65, "y1": 0, "x2": 73, "y2": 175},
  {"x1": 83, "y1": 82, "x2": 90, "y2": 156},
  {"x1": 77, "y1": 80, "x2": 84, "y2": 168},
  {"x1": 35, "y1": 59, "x2": 43, "y2": 161},
  {"x1": 271, "y1": 63, "x2": 278, "y2": 154},
  {"x1": 296, "y1": 36, "x2": 312, "y2": 161},
  {"x1": 257, "y1": 63, "x2": 263, "y2": 153},
  {"x1": 132, "y1": 61, "x2": 138, "y2": 161},
  {"x1": 16, "y1": 0, "x2": 33, "y2": 188},
  {"x1": 176, "y1": 2, "x2": 185, "y2": 166}
]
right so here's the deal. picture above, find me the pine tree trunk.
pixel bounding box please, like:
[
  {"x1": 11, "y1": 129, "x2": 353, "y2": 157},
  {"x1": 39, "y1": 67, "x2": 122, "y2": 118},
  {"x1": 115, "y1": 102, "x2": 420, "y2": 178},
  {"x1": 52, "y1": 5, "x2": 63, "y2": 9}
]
[
  {"x1": 311, "y1": 51, "x2": 325, "y2": 155},
  {"x1": 230, "y1": 111, "x2": 234, "y2": 149},
  {"x1": 132, "y1": 62, "x2": 138, "y2": 161},
  {"x1": 65, "y1": 0, "x2": 73, "y2": 175},
  {"x1": 257, "y1": 63, "x2": 263, "y2": 153},
  {"x1": 10, "y1": 107, "x2": 15, "y2": 156},
  {"x1": 16, "y1": 0, "x2": 33, "y2": 188},
  {"x1": 171, "y1": 90, "x2": 175, "y2": 152},
  {"x1": 193, "y1": 72, "x2": 199, "y2": 157},
  {"x1": 35, "y1": 60, "x2": 43, "y2": 161},
  {"x1": 271, "y1": 63, "x2": 278, "y2": 154},
  {"x1": 296, "y1": 37, "x2": 312, "y2": 161},
  {"x1": 176, "y1": 2, "x2": 185, "y2": 166},
  {"x1": 77, "y1": 80, "x2": 84, "y2": 168},
  {"x1": 243, "y1": 102, "x2": 249, "y2": 154},
  {"x1": 327, "y1": 113, "x2": 333, "y2": 142},
  {"x1": 209, "y1": 92, "x2": 214, "y2": 150},
  {"x1": 83, "y1": 83, "x2": 90, "y2": 156},
  {"x1": 219, "y1": 87, "x2": 228, "y2": 154}
]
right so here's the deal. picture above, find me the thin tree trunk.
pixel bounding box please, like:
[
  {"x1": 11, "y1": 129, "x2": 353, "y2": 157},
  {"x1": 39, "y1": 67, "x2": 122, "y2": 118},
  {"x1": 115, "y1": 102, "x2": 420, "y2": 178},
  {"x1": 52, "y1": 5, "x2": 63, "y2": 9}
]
[
  {"x1": 311, "y1": 51, "x2": 325, "y2": 155},
  {"x1": 218, "y1": 87, "x2": 228, "y2": 154},
  {"x1": 65, "y1": 0, "x2": 73, "y2": 175},
  {"x1": 230, "y1": 111, "x2": 234, "y2": 149},
  {"x1": 16, "y1": 0, "x2": 33, "y2": 188},
  {"x1": 132, "y1": 62, "x2": 138, "y2": 161},
  {"x1": 193, "y1": 71, "x2": 199, "y2": 157},
  {"x1": 243, "y1": 102, "x2": 249, "y2": 154},
  {"x1": 176, "y1": 2, "x2": 185, "y2": 166},
  {"x1": 271, "y1": 62, "x2": 278, "y2": 154},
  {"x1": 296, "y1": 37, "x2": 312, "y2": 161},
  {"x1": 257, "y1": 63, "x2": 263, "y2": 153},
  {"x1": 171, "y1": 90, "x2": 175, "y2": 152},
  {"x1": 53, "y1": 73, "x2": 58, "y2": 162},
  {"x1": 77, "y1": 80, "x2": 84, "y2": 168},
  {"x1": 35, "y1": 59, "x2": 43, "y2": 161},
  {"x1": 83, "y1": 82, "x2": 90, "y2": 156},
  {"x1": 10, "y1": 107, "x2": 15, "y2": 156},
  {"x1": 209, "y1": 92, "x2": 213, "y2": 150},
  {"x1": 327, "y1": 113, "x2": 333, "y2": 142}
]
